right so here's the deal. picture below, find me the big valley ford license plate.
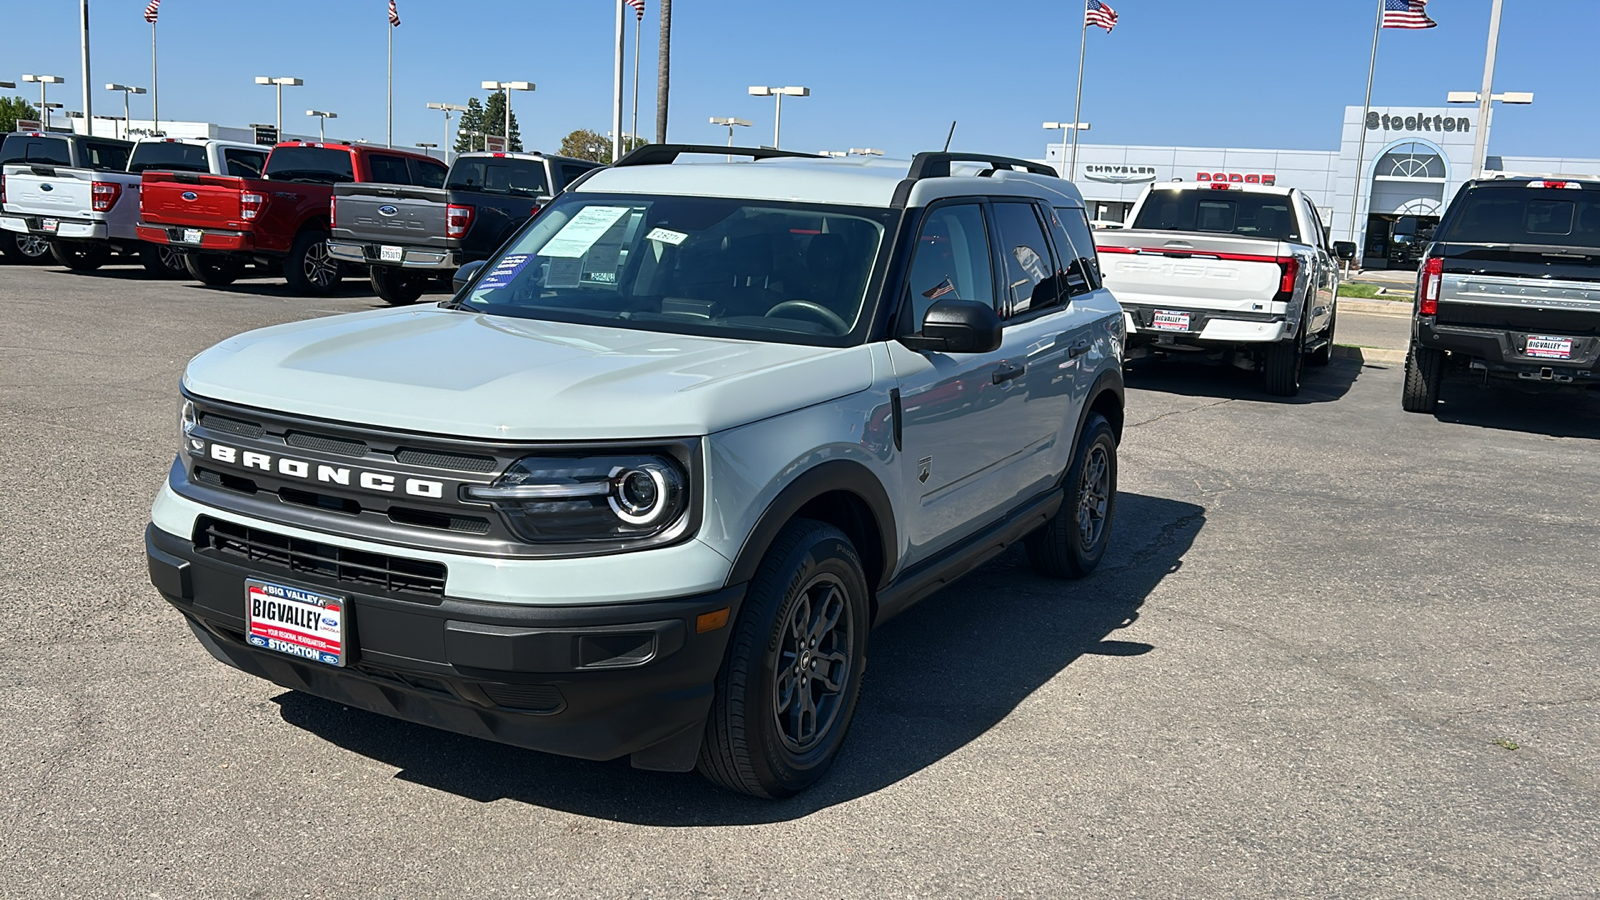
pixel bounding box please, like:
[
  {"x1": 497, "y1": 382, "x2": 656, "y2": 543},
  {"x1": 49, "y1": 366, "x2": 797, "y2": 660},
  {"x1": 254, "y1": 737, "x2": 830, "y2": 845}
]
[
  {"x1": 1151, "y1": 309, "x2": 1191, "y2": 332},
  {"x1": 1525, "y1": 336, "x2": 1573, "y2": 360},
  {"x1": 245, "y1": 579, "x2": 347, "y2": 667}
]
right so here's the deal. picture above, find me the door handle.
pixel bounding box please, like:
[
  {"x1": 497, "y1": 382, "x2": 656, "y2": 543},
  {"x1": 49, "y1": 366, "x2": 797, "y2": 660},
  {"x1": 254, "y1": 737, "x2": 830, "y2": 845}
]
[
  {"x1": 1068, "y1": 339, "x2": 1091, "y2": 359},
  {"x1": 992, "y1": 362, "x2": 1027, "y2": 385}
]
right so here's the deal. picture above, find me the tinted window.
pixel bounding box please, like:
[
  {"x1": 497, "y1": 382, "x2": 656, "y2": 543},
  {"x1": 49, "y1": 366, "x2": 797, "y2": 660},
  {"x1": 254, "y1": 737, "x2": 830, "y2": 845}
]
[
  {"x1": 223, "y1": 149, "x2": 267, "y2": 178},
  {"x1": 263, "y1": 147, "x2": 354, "y2": 184},
  {"x1": 0, "y1": 137, "x2": 72, "y2": 166},
  {"x1": 408, "y1": 157, "x2": 447, "y2": 188},
  {"x1": 1439, "y1": 188, "x2": 1600, "y2": 249},
  {"x1": 128, "y1": 141, "x2": 208, "y2": 173},
  {"x1": 1133, "y1": 189, "x2": 1300, "y2": 241},
  {"x1": 906, "y1": 203, "x2": 995, "y2": 326},
  {"x1": 992, "y1": 202, "x2": 1062, "y2": 317},
  {"x1": 1052, "y1": 207, "x2": 1102, "y2": 296},
  {"x1": 555, "y1": 161, "x2": 600, "y2": 190},
  {"x1": 447, "y1": 158, "x2": 551, "y2": 197},
  {"x1": 367, "y1": 154, "x2": 410, "y2": 185},
  {"x1": 83, "y1": 140, "x2": 132, "y2": 171}
]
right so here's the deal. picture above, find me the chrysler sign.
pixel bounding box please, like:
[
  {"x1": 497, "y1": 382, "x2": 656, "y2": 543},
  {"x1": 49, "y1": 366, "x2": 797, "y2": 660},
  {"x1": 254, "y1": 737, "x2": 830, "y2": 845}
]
[{"x1": 1083, "y1": 164, "x2": 1157, "y2": 184}]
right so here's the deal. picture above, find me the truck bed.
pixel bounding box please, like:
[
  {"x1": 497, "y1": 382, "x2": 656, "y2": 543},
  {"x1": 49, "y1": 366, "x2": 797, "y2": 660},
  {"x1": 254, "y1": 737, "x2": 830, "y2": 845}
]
[{"x1": 1097, "y1": 229, "x2": 1296, "y2": 314}]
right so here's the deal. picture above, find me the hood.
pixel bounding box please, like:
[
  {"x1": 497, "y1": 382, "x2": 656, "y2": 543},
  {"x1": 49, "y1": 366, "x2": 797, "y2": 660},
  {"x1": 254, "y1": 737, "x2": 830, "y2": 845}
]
[{"x1": 183, "y1": 306, "x2": 874, "y2": 440}]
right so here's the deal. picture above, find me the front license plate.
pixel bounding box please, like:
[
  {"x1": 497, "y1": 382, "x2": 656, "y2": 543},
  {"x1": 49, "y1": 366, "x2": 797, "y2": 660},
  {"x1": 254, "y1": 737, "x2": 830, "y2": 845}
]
[
  {"x1": 379, "y1": 244, "x2": 404, "y2": 263},
  {"x1": 1151, "y1": 309, "x2": 1191, "y2": 332},
  {"x1": 245, "y1": 579, "x2": 347, "y2": 667},
  {"x1": 41, "y1": 218, "x2": 58, "y2": 233},
  {"x1": 181, "y1": 228, "x2": 204, "y2": 245},
  {"x1": 1526, "y1": 336, "x2": 1573, "y2": 360}
]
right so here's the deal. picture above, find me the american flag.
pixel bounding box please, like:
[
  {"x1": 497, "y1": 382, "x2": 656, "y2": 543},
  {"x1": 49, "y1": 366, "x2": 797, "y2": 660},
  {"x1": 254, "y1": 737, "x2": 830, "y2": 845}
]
[
  {"x1": 1382, "y1": 0, "x2": 1437, "y2": 29},
  {"x1": 625, "y1": 0, "x2": 645, "y2": 21},
  {"x1": 388, "y1": 0, "x2": 401, "y2": 27},
  {"x1": 143, "y1": 0, "x2": 160, "y2": 24},
  {"x1": 1085, "y1": 0, "x2": 1118, "y2": 32}
]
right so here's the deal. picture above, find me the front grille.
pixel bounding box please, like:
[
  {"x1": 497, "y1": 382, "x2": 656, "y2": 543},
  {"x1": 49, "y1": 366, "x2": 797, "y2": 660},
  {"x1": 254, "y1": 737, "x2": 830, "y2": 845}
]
[
  {"x1": 200, "y1": 413, "x2": 264, "y2": 439},
  {"x1": 195, "y1": 516, "x2": 447, "y2": 598},
  {"x1": 478, "y1": 683, "x2": 566, "y2": 713},
  {"x1": 395, "y1": 448, "x2": 497, "y2": 473},
  {"x1": 285, "y1": 431, "x2": 369, "y2": 458},
  {"x1": 388, "y1": 506, "x2": 493, "y2": 535}
]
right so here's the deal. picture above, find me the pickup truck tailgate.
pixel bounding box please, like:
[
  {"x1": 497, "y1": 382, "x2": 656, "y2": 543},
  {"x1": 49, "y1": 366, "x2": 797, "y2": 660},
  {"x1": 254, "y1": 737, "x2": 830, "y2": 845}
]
[
  {"x1": 1098, "y1": 230, "x2": 1290, "y2": 310},
  {"x1": 333, "y1": 185, "x2": 449, "y2": 253},
  {"x1": 2, "y1": 166, "x2": 94, "y2": 219},
  {"x1": 140, "y1": 173, "x2": 248, "y2": 228}
]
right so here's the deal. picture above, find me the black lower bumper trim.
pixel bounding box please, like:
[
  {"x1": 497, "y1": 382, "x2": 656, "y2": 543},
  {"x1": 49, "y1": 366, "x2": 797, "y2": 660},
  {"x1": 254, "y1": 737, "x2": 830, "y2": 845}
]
[{"x1": 1420, "y1": 320, "x2": 1600, "y2": 378}]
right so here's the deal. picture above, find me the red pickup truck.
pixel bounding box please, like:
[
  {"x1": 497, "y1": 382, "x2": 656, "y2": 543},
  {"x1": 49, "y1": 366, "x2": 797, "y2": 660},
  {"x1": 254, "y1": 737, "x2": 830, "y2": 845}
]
[{"x1": 138, "y1": 141, "x2": 447, "y2": 294}]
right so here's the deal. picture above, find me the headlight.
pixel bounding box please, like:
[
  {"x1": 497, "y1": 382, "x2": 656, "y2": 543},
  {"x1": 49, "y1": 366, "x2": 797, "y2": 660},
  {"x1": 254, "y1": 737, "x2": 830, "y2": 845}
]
[
  {"x1": 180, "y1": 399, "x2": 203, "y2": 453},
  {"x1": 464, "y1": 454, "x2": 688, "y2": 544}
]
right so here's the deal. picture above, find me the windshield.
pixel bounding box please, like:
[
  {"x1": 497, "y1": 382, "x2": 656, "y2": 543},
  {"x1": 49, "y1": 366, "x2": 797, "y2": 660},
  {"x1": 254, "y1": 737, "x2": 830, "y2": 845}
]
[
  {"x1": 129, "y1": 141, "x2": 208, "y2": 173},
  {"x1": 1133, "y1": 189, "x2": 1301, "y2": 241},
  {"x1": 1437, "y1": 187, "x2": 1600, "y2": 249},
  {"x1": 263, "y1": 146, "x2": 354, "y2": 184},
  {"x1": 457, "y1": 194, "x2": 894, "y2": 345},
  {"x1": 447, "y1": 157, "x2": 550, "y2": 197}
]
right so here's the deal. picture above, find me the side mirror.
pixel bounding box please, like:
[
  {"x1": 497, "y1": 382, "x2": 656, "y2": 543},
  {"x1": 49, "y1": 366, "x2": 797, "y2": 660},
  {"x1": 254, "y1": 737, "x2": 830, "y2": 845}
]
[
  {"x1": 452, "y1": 259, "x2": 487, "y2": 294},
  {"x1": 1333, "y1": 241, "x2": 1358, "y2": 261},
  {"x1": 898, "y1": 298, "x2": 1003, "y2": 354}
]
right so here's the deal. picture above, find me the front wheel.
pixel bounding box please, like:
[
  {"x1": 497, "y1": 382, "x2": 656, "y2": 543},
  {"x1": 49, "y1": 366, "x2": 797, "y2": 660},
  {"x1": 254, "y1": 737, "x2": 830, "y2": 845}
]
[
  {"x1": 698, "y1": 519, "x2": 870, "y2": 798},
  {"x1": 1309, "y1": 307, "x2": 1336, "y2": 367},
  {"x1": 183, "y1": 251, "x2": 244, "y2": 286},
  {"x1": 283, "y1": 230, "x2": 341, "y2": 296},
  {"x1": 49, "y1": 240, "x2": 110, "y2": 272},
  {"x1": 369, "y1": 264, "x2": 428, "y2": 306},
  {"x1": 1025, "y1": 413, "x2": 1118, "y2": 579}
]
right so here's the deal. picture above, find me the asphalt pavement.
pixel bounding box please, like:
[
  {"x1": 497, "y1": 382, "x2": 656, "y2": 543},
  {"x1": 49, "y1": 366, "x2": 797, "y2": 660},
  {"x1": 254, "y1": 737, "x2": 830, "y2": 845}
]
[{"x1": 2, "y1": 263, "x2": 1598, "y2": 898}]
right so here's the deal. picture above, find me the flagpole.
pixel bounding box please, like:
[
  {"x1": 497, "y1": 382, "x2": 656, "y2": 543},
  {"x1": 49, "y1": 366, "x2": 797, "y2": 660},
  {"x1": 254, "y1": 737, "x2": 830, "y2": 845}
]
[
  {"x1": 612, "y1": 0, "x2": 625, "y2": 162},
  {"x1": 151, "y1": 20, "x2": 159, "y2": 134},
  {"x1": 1345, "y1": 0, "x2": 1385, "y2": 252},
  {"x1": 1068, "y1": 9, "x2": 1088, "y2": 181},
  {"x1": 387, "y1": 13, "x2": 394, "y2": 148},
  {"x1": 630, "y1": 11, "x2": 641, "y2": 150}
]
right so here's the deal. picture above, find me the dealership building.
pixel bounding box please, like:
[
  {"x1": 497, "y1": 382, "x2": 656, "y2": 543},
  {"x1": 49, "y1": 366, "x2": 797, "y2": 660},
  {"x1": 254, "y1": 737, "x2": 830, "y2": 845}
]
[{"x1": 1042, "y1": 105, "x2": 1600, "y2": 266}]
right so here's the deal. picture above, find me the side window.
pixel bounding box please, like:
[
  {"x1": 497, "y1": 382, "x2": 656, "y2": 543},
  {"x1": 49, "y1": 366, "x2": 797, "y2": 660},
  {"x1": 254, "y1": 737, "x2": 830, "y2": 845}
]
[
  {"x1": 556, "y1": 162, "x2": 598, "y2": 190},
  {"x1": 991, "y1": 201, "x2": 1062, "y2": 318},
  {"x1": 366, "y1": 154, "x2": 410, "y2": 185},
  {"x1": 905, "y1": 203, "x2": 995, "y2": 328},
  {"x1": 1300, "y1": 197, "x2": 1325, "y2": 249},
  {"x1": 224, "y1": 150, "x2": 266, "y2": 178},
  {"x1": 1051, "y1": 207, "x2": 1103, "y2": 296},
  {"x1": 408, "y1": 157, "x2": 447, "y2": 188},
  {"x1": 84, "y1": 141, "x2": 131, "y2": 171}
]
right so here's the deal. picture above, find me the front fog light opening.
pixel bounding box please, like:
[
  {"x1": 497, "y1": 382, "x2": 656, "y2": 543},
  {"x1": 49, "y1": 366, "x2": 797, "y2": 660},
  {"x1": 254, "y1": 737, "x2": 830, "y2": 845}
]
[{"x1": 609, "y1": 464, "x2": 676, "y2": 526}]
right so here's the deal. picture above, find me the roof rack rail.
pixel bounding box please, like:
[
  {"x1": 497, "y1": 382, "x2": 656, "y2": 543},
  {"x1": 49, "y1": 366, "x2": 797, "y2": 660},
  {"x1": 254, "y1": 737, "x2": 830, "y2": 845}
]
[
  {"x1": 613, "y1": 144, "x2": 823, "y2": 167},
  {"x1": 890, "y1": 152, "x2": 1060, "y2": 207}
]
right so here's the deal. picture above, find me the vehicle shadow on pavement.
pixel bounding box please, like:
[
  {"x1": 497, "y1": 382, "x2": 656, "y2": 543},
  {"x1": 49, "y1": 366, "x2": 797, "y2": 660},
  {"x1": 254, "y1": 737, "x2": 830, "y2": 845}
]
[
  {"x1": 177, "y1": 280, "x2": 403, "y2": 300},
  {"x1": 272, "y1": 491, "x2": 1204, "y2": 824},
  {"x1": 1432, "y1": 379, "x2": 1600, "y2": 439},
  {"x1": 1124, "y1": 355, "x2": 1363, "y2": 404}
]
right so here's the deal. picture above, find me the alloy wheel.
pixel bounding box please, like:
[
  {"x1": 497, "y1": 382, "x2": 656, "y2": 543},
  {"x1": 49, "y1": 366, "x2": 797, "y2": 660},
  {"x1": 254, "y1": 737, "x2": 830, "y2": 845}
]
[
  {"x1": 17, "y1": 234, "x2": 50, "y2": 259},
  {"x1": 302, "y1": 240, "x2": 339, "y2": 287},
  {"x1": 773, "y1": 573, "x2": 855, "y2": 754},
  {"x1": 1077, "y1": 444, "x2": 1111, "y2": 551}
]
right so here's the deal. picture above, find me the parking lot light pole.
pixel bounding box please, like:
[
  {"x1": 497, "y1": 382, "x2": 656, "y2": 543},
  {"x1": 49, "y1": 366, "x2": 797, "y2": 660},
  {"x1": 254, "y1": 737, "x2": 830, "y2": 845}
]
[
  {"x1": 849, "y1": 148, "x2": 885, "y2": 157},
  {"x1": 41, "y1": 102, "x2": 65, "y2": 132},
  {"x1": 1043, "y1": 122, "x2": 1090, "y2": 173},
  {"x1": 22, "y1": 75, "x2": 65, "y2": 131},
  {"x1": 306, "y1": 110, "x2": 337, "y2": 142},
  {"x1": 426, "y1": 102, "x2": 468, "y2": 164},
  {"x1": 748, "y1": 86, "x2": 809, "y2": 149},
  {"x1": 481, "y1": 81, "x2": 534, "y2": 149},
  {"x1": 415, "y1": 142, "x2": 439, "y2": 160},
  {"x1": 106, "y1": 84, "x2": 145, "y2": 139},
  {"x1": 1448, "y1": 86, "x2": 1533, "y2": 179},
  {"x1": 254, "y1": 77, "x2": 303, "y2": 137}
]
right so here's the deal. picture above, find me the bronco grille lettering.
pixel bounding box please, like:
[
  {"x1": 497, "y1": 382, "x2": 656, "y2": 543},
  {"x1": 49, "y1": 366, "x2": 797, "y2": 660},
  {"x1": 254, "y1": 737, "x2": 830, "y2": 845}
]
[{"x1": 204, "y1": 441, "x2": 446, "y2": 499}]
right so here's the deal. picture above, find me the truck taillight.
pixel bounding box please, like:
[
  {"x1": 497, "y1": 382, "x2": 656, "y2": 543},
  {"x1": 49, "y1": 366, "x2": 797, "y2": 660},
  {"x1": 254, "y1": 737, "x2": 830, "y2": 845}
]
[
  {"x1": 1, "y1": 174, "x2": 6, "y2": 205},
  {"x1": 1419, "y1": 256, "x2": 1443, "y2": 316},
  {"x1": 446, "y1": 203, "x2": 476, "y2": 239},
  {"x1": 241, "y1": 192, "x2": 264, "y2": 220},
  {"x1": 91, "y1": 181, "x2": 122, "y2": 212},
  {"x1": 329, "y1": 195, "x2": 338, "y2": 226},
  {"x1": 1529, "y1": 180, "x2": 1580, "y2": 190},
  {"x1": 1277, "y1": 256, "x2": 1300, "y2": 296}
]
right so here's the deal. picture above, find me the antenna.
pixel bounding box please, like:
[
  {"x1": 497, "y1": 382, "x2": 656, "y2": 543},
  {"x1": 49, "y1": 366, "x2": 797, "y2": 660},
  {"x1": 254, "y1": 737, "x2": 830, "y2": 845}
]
[{"x1": 942, "y1": 121, "x2": 957, "y2": 152}]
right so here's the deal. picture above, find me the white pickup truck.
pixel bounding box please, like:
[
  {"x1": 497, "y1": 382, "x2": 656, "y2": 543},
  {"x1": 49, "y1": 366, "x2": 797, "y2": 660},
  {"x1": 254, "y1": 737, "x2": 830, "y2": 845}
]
[
  {"x1": 0, "y1": 136, "x2": 266, "y2": 276},
  {"x1": 1096, "y1": 183, "x2": 1357, "y2": 396}
]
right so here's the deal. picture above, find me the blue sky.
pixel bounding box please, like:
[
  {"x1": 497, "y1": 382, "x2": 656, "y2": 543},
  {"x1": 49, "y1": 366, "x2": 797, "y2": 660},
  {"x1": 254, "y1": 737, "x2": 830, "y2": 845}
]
[{"x1": 3, "y1": 0, "x2": 1594, "y2": 160}]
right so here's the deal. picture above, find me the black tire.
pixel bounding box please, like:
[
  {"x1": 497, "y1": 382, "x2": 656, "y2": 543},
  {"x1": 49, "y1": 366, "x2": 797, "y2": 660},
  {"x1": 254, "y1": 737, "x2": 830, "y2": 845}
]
[
  {"x1": 1025, "y1": 413, "x2": 1118, "y2": 580},
  {"x1": 141, "y1": 244, "x2": 188, "y2": 278},
  {"x1": 49, "y1": 240, "x2": 110, "y2": 272},
  {"x1": 1, "y1": 231, "x2": 53, "y2": 264},
  {"x1": 369, "y1": 264, "x2": 428, "y2": 306},
  {"x1": 1262, "y1": 324, "x2": 1305, "y2": 397},
  {"x1": 1401, "y1": 344, "x2": 1444, "y2": 414},
  {"x1": 698, "y1": 518, "x2": 870, "y2": 799},
  {"x1": 183, "y1": 251, "x2": 244, "y2": 286},
  {"x1": 283, "y1": 230, "x2": 341, "y2": 296},
  {"x1": 1309, "y1": 306, "x2": 1336, "y2": 367}
]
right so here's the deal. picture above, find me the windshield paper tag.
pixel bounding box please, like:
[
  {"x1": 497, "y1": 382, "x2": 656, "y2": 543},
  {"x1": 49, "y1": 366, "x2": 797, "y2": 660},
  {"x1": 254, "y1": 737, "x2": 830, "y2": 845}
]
[
  {"x1": 474, "y1": 254, "x2": 534, "y2": 291},
  {"x1": 540, "y1": 206, "x2": 632, "y2": 258},
  {"x1": 645, "y1": 227, "x2": 688, "y2": 246}
]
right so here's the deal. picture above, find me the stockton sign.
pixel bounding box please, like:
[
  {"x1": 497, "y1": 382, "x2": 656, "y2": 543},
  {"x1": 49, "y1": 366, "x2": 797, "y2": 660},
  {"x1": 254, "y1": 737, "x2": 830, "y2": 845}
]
[
  {"x1": 1367, "y1": 112, "x2": 1472, "y2": 134},
  {"x1": 1082, "y1": 164, "x2": 1157, "y2": 184}
]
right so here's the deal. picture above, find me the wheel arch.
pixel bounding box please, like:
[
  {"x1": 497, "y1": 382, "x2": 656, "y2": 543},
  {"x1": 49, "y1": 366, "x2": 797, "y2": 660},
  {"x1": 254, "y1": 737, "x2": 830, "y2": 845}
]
[{"x1": 1076, "y1": 366, "x2": 1125, "y2": 448}]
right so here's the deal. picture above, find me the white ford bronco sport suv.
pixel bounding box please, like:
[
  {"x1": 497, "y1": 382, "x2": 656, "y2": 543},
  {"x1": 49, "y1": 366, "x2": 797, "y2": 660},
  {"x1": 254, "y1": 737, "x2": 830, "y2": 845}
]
[{"x1": 146, "y1": 146, "x2": 1127, "y2": 798}]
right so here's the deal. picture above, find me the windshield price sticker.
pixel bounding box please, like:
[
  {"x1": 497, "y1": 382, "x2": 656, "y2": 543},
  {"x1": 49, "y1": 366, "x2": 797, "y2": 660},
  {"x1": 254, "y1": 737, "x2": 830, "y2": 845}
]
[
  {"x1": 475, "y1": 254, "x2": 535, "y2": 291},
  {"x1": 1151, "y1": 310, "x2": 1192, "y2": 332},
  {"x1": 1525, "y1": 336, "x2": 1573, "y2": 360},
  {"x1": 540, "y1": 206, "x2": 632, "y2": 259},
  {"x1": 645, "y1": 227, "x2": 689, "y2": 246},
  {"x1": 245, "y1": 579, "x2": 346, "y2": 667}
]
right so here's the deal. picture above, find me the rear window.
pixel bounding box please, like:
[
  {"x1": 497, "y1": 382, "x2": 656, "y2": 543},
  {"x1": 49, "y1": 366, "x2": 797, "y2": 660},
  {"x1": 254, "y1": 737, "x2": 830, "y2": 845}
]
[
  {"x1": 263, "y1": 146, "x2": 355, "y2": 184},
  {"x1": 0, "y1": 137, "x2": 72, "y2": 166},
  {"x1": 129, "y1": 141, "x2": 208, "y2": 173},
  {"x1": 83, "y1": 140, "x2": 132, "y2": 171},
  {"x1": 1439, "y1": 187, "x2": 1600, "y2": 249},
  {"x1": 1132, "y1": 189, "x2": 1300, "y2": 241},
  {"x1": 446, "y1": 158, "x2": 550, "y2": 197}
]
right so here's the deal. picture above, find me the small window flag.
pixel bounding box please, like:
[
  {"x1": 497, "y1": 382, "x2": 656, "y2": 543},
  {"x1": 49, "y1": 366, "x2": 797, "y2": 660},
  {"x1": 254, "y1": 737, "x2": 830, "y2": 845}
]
[
  {"x1": 625, "y1": 0, "x2": 645, "y2": 21},
  {"x1": 388, "y1": 0, "x2": 401, "y2": 27},
  {"x1": 922, "y1": 277, "x2": 957, "y2": 301},
  {"x1": 1085, "y1": 0, "x2": 1118, "y2": 32},
  {"x1": 143, "y1": 0, "x2": 161, "y2": 24},
  {"x1": 1382, "y1": 0, "x2": 1437, "y2": 29}
]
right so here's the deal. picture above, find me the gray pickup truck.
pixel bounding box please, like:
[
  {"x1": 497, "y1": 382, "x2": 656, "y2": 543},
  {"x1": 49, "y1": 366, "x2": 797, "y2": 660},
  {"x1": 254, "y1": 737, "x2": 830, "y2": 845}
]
[
  {"x1": 1404, "y1": 177, "x2": 1600, "y2": 411},
  {"x1": 328, "y1": 151, "x2": 601, "y2": 304}
]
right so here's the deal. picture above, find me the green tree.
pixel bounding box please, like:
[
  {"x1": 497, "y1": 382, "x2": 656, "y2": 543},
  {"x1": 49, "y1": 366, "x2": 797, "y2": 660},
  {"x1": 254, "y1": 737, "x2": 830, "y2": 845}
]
[
  {"x1": 0, "y1": 96, "x2": 41, "y2": 134},
  {"x1": 454, "y1": 93, "x2": 523, "y2": 154},
  {"x1": 558, "y1": 129, "x2": 646, "y2": 164}
]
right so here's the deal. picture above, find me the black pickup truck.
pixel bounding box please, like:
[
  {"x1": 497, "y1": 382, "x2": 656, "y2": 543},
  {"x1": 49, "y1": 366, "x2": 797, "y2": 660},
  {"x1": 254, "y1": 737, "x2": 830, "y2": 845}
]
[
  {"x1": 328, "y1": 151, "x2": 601, "y2": 304},
  {"x1": 1404, "y1": 177, "x2": 1600, "y2": 412}
]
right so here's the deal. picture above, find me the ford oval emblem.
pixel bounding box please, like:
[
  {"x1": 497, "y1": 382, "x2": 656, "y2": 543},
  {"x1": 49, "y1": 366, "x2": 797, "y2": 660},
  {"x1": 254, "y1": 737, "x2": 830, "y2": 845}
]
[
  {"x1": 181, "y1": 191, "x2": 199, "y2": 201},
  {"x1": 40, "y1": 183, "x2": 53, "y2": 192},
  {"x1": 377, "y1": 205, "x2": 399, "y2": 217}
]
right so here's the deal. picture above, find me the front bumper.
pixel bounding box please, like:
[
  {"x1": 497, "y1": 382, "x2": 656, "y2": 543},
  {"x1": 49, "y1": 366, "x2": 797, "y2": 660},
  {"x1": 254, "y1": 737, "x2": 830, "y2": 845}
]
[
  {"x1": 327, "y1": 239, "x2": 457, "y2": 269},
  {"x1": 1, "y1": 215, "x2": 107, "y2": 240},
  {"x1": 137, "y1": 223, "x2": 256, "y2": 253},
  {"x1": 147, "y1": 522, "x2": 744, "y2": 767},
  {"x1": 1418, "y1": 318, "x2": 1600, "y2": 382}
]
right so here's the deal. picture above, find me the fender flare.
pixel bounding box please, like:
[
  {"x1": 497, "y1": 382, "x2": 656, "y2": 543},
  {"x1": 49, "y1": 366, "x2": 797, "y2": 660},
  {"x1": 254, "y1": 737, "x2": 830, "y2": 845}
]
[
  {"x1": 1072, "y1": 365, "x2": 1125, "y2": 454},
  {"x1": 724, "y1": 459, "x2": 898, "y2": 591}
]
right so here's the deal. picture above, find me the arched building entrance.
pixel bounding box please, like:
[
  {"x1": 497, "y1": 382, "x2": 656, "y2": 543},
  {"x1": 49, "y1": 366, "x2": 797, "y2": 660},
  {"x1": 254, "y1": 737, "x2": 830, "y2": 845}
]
[{"x1": 1363, "y1": 140, "x2": 1448, "y2": 268}]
